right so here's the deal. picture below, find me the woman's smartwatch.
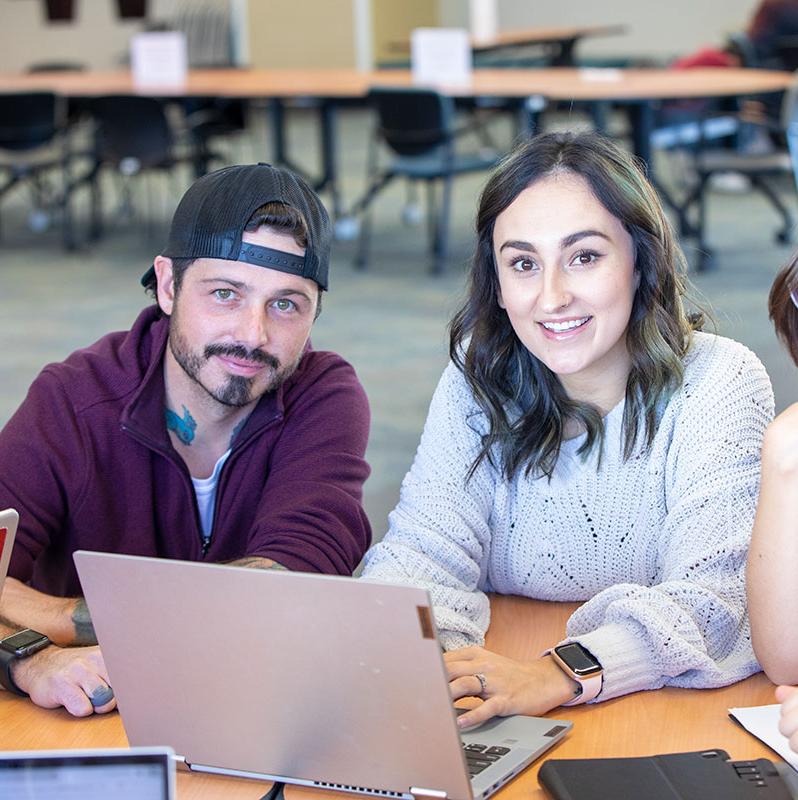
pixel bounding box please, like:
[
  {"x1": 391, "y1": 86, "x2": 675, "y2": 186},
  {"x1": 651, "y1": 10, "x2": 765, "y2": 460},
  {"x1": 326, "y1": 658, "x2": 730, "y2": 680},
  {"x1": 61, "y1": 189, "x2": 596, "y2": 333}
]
[
  {"x1": 0, "y1": 628, "x2": 50, "y2": 697},
  {"x1": 546, "y1": 641, "x2": 603, "y2": 706}
]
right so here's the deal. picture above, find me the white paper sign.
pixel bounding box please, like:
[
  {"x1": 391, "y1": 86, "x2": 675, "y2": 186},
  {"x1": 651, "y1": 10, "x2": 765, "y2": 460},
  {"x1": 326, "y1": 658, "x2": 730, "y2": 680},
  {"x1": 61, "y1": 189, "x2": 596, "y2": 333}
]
[
  {"x1": 131, "y1": 31, "x2": 188, "y2": 88},
  {"x1": 411, "y1": 28, "x2": 472, "y2": 87},
  {"x1": 470, "y1": 0, "x2": 498, "y2": 44}
]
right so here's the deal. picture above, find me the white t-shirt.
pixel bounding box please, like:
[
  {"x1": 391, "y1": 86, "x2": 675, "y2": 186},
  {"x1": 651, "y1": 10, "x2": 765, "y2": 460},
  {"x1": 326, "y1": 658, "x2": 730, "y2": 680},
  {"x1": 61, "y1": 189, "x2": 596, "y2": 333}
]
[{"x1": 191, "y1": 449, "x2": 232, "y2": 540}]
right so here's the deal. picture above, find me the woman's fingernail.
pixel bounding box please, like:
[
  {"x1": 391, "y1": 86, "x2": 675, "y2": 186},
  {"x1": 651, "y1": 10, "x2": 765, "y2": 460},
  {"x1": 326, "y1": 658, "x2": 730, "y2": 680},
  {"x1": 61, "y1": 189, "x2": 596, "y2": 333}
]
[
  {"x1": 90, "y1": 686, "x2": 115, "y2": 707},
  {"x1": 457, "y1": 716, "x2": 470, "y2": 728}
]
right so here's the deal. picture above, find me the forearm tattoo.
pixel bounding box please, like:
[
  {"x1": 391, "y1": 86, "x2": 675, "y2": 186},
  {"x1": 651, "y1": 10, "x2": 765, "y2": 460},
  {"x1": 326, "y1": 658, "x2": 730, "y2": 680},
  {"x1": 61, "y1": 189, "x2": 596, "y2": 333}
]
[{"x1": 71, "y1": 598, "x2": 98, "y2": 645}]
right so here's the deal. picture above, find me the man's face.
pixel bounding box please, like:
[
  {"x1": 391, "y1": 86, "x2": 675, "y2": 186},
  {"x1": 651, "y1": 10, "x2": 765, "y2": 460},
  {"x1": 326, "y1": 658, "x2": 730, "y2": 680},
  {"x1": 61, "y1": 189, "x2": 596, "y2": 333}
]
[{"x1": 154, "y1": 227, "x2": 319, "y2": 409}]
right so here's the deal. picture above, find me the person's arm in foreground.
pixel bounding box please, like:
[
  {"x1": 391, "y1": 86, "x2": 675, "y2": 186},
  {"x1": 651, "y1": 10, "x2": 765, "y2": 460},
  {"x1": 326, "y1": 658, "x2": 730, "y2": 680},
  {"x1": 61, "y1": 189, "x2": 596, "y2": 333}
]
[{"x1": 747, "y1": 403, "x2": 798, "y2": 684}]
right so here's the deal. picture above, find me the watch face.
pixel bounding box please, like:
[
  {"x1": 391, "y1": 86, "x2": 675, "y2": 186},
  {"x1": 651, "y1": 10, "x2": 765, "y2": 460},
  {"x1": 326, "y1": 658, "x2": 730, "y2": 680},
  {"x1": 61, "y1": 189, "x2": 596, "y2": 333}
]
[
  {"x1": 555, "y1": 642, "x2": 602, "y2": 677},
  {"x1": 0, "y1": 629, "x2": 49, "y2": 656}
]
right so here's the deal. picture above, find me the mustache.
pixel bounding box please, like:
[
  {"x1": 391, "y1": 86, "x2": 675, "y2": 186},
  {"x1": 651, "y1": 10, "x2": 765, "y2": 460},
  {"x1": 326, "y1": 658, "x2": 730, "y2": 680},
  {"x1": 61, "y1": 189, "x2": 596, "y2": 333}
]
[{"x1": 204, "y1": 343, "x2": 280, "y2": 370}]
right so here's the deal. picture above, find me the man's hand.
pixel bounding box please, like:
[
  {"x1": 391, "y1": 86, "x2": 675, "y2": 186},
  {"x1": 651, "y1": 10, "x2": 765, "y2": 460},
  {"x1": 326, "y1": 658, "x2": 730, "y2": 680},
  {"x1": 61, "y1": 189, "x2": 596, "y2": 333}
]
[
  {"x1": 777, "y1": 685, "x2": 798, "y2": 754},
  {"x1": 10, "y1": 644, "x2": 115, "y2": 717},
  {"x1": 444, "y1": 646, "x2": 579, "y2": 729}
]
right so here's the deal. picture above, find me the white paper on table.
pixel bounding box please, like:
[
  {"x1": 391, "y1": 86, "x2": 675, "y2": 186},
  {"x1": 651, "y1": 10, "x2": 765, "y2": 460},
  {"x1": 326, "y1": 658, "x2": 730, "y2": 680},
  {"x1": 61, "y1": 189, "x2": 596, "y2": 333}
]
[
  {"x1": 131, "y1": 31, "x2": 187, "y2": 88},
  {"x1": 411, "y1": 28, "x2": 472, "y2": 87},
  {"x1": 729, "y1": 704, "x2": 798, "y2": 770}
]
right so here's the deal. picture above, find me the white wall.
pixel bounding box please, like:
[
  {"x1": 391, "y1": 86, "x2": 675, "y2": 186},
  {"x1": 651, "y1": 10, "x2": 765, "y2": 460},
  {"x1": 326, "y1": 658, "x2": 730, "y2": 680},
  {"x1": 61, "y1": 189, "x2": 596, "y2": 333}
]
[
  {"x1": 0, "y1": 0, "x2": 769, "y2": 72},
  {"x1": 0, "y1": 0, "x2": 226, "y2": 72}
]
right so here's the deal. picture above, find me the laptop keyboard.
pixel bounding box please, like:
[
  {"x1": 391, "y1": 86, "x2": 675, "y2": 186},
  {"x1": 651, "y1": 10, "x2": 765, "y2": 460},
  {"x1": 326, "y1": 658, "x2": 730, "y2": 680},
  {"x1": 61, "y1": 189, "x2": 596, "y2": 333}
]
[{"x1": 463, "y1": 743, "x2": 511, "y2": 777}]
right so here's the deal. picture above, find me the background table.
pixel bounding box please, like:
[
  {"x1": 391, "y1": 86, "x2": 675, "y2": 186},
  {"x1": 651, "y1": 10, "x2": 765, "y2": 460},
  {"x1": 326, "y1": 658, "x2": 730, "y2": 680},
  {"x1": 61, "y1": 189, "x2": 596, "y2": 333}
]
[
  {"x1": 0, "y1": 66, "x2": 792, "y2": 217},
  {"x1": 0, "y1": 595, "x2": 782, "y2": 799}
]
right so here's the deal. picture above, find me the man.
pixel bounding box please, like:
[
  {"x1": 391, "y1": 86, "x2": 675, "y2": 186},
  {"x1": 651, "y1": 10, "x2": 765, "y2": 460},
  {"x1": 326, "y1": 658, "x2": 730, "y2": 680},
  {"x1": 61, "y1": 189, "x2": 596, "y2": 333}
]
[{"x1": 0, "y1": 163, "x2": 371, "y2": 715}]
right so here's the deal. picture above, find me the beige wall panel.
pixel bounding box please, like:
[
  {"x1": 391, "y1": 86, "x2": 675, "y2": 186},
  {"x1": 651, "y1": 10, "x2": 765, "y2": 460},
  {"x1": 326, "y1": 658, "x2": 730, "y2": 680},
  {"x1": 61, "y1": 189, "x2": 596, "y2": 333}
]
[
  {"x1": 247, "y1": 0, "x2": 357, "y2": 69},
  {"x1": 371, "y1": 0, "x2": 439, "y2": 65}
]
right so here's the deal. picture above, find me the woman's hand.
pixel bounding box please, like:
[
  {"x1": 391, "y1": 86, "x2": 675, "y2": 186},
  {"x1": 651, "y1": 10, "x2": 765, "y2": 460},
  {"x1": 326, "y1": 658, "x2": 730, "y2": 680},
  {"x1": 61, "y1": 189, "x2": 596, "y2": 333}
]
[
  {"x1": 444, "y1": 646, "x2": 579, "y2": 728},
  {"x1": 777, "y1": 685, "x2": 798, "y2": 753}
]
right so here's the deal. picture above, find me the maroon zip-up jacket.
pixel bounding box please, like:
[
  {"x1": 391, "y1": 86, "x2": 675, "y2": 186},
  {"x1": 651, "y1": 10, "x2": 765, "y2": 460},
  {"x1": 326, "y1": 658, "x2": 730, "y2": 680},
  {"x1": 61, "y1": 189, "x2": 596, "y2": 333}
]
[{"x1": 0, "y1": 306, "x2": 371, "y2": 596}]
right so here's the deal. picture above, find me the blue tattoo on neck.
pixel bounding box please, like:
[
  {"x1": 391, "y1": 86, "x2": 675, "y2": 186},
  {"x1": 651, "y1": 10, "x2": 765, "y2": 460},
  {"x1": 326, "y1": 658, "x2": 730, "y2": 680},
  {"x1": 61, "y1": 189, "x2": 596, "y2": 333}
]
[{"x1": 165, "y1": 405, "x2": 197, "y2": 445}]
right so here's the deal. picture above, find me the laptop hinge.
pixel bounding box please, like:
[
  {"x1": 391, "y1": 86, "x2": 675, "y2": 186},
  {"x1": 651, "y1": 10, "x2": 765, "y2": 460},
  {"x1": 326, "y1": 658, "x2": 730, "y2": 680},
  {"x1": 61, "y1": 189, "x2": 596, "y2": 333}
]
[
  {"x1": 410, "y1": 788, "x2": 447, "y2": 800},
  {"x1": 173, "y1": 755, "x2": 189, "y2": 772}
]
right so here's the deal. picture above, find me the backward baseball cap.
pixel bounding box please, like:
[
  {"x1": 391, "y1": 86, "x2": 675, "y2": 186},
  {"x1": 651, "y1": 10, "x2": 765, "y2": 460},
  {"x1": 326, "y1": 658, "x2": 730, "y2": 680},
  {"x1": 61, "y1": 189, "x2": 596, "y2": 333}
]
[{"x1": 141, "y1": 162, "x2": 332, "y2": 290}]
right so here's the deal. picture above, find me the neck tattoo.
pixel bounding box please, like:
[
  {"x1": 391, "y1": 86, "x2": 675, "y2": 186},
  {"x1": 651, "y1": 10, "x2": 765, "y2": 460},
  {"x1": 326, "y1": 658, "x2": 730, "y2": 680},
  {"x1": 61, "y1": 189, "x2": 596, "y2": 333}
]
[{"x1": 165, "y1": 404, "x2": 197, "y2": 445}]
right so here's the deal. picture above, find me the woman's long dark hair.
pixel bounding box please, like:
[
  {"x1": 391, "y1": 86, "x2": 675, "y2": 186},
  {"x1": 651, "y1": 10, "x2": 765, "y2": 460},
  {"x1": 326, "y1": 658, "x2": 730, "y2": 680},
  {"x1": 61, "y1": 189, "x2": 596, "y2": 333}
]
[{"x1": 450, "y1": 131, "x2": 699, "y2": 480}]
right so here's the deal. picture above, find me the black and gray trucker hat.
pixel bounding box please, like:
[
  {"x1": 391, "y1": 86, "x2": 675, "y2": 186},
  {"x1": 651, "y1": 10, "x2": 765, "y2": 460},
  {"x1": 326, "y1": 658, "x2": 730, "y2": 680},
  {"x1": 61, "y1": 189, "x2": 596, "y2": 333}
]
[{"x1": 141, "y1": 162, "x2": 332, "y2": 290}]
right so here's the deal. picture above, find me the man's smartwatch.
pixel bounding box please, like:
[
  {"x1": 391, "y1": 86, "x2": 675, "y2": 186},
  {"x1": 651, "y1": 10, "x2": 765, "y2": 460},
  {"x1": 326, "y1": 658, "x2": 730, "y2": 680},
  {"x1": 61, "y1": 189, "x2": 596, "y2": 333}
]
[
  {"x1": 0, "y1": 629, "x2": 50, "y2": 697},
  {"x1": 547, "y1": 641, "x2": 603, "y2": 706}
]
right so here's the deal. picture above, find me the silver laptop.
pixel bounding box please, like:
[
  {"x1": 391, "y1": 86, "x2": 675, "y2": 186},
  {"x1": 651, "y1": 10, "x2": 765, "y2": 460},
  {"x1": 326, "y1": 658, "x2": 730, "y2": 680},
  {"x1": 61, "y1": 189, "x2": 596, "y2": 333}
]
[
  {"x1": 0, "y1": 747, "x2": 175, "y2": 799},
  {"x1": 0, "y1": 508, "x2": 18, "y2": 598},
  {"x1": 74, "y1": 551, "x2": 571, "y2": 800}
]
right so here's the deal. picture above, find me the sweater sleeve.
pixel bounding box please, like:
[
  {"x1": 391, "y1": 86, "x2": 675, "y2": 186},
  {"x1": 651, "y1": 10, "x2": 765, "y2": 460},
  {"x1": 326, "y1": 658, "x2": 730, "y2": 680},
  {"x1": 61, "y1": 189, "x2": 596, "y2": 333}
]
[
  {"x1": 362, "y1": 363, "x2": 497, "y2": 650},
  {"x1": 564, "y1": 341, "x2": 774, "y2": 701},
  {"x1": 243, "y1": 355, "x2": 372, "y2": 576},
  {"x1": 0, "y1": 368, "x2": 87, "y2": 583}
]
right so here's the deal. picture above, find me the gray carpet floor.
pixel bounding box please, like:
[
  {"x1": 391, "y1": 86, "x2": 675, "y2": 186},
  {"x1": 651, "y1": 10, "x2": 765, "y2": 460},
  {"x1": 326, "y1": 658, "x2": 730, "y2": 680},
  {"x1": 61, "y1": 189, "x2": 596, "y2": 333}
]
[{"x1": 1, "y1": 107, "x2": 796, "y2": 554}]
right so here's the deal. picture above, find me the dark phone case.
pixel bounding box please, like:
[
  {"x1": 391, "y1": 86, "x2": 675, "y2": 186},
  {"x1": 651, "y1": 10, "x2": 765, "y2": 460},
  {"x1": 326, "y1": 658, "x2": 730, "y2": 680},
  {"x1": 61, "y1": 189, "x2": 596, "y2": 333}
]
[{"x1": 538, "y1": 749, "x2": 794, "y2": 800}]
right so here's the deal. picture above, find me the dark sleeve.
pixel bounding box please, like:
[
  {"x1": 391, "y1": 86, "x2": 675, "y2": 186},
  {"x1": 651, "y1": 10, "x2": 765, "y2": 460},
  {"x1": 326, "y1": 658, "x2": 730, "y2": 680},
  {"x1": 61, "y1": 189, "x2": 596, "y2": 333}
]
[
  {"x1": 244, "y1": 356, "x2": 372, "y2": 575},
  {"x1": 0, "y1": 369, "x2": 87, "y2": 583}
]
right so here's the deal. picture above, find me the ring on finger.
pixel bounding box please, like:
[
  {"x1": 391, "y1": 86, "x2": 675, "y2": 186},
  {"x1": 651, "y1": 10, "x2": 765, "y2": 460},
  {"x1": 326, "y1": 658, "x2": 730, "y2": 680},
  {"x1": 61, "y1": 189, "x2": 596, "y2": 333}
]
[{"x1": 474, "y1": 672, "x2": 488, "y2": 695}]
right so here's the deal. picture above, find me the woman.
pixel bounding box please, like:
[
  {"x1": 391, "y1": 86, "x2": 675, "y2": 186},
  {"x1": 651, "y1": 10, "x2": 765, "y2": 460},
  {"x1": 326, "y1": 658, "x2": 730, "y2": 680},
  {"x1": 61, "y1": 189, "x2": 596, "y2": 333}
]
[
  {"x1": 363, "y1": 131, "x2": 773, "y2": 728},
  {"x1": 747, "y1": 256, "x2": 798, "y2": 750}
]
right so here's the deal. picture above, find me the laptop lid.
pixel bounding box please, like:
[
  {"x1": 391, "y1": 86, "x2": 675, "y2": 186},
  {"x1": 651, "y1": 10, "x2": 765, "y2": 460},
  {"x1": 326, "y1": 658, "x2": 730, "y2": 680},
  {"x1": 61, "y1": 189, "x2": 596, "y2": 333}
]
[
  {"x1": 75, "y1": 551, "x2": 569, "y2": 800},
  {"x1": 0, "y1": 747, "x2": 175, "y2": 799},
  {"x1": 0, "y1": 508, "x2": 19, "y2": 599}
]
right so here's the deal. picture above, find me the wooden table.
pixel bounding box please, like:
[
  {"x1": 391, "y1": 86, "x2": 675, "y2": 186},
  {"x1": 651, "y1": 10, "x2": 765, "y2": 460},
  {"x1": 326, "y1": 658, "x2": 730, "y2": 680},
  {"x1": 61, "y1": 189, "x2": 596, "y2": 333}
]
[
  {"x1": 0, "y1": 595, "x2": 781, "y2": 800},
  {"x1": 386, "y1": 25, "x2": 627, "y2": 67},
  {"x1": 0, "y1": 67, "x2": 792, "y2": 215}
]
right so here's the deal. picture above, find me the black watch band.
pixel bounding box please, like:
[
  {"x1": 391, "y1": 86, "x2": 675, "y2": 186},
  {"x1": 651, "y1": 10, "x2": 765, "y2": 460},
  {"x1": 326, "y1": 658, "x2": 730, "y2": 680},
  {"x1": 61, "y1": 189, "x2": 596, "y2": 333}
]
[
  {"x1": 0, "y1": 643, "x2": 30, "y2": 696},
  {"x1": 0, "y1": 629, "x2": 50, "y2": 697}
]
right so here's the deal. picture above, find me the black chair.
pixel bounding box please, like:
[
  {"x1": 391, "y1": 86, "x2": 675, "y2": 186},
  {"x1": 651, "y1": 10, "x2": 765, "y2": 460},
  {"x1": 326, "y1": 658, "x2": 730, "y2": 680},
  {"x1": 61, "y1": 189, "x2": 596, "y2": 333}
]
[
  {"x1": 81, "y1": 95, "x2": 200, "y2": 241},
  {"x1": 183, "y1": 96, "x2": 250, "y2": 169},
  {"x1": 0, "y1": 91, "x2": 75, "y2": 248},
  {"x1": 349, "y1": 87, "x2": 502, "y2": 275},
  {"x1": 676, "y1": 75, "x2": 798, "y2": 270}
]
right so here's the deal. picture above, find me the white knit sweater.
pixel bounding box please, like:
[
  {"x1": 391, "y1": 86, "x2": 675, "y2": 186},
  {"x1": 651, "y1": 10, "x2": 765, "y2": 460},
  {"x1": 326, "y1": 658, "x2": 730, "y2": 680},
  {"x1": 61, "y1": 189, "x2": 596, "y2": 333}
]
[{"x1": 362, "y1": 333, "x2": 774, "y2": 702}]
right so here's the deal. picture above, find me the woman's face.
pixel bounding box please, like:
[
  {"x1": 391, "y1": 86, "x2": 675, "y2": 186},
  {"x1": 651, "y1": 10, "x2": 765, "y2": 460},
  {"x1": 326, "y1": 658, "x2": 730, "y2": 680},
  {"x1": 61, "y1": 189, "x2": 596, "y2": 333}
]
[{"x1": 493, "y1": 171, "x2": 639, "y2": 408}]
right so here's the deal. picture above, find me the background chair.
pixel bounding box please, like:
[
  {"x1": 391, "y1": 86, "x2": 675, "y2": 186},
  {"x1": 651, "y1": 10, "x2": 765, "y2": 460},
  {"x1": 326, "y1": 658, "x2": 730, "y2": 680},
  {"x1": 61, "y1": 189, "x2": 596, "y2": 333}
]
[
  {"x1": 0, "y1": 91, "x2": 75, "y2": 248},
  {"x1": 349, "y1": 87, "x2": 502, "y2": 275},
  {"x1": 676, "y1": 74, "x2": 798, "y2": 271},
  {"x1": 81, "y1": 95, "x2": 210, "y2": 242}
]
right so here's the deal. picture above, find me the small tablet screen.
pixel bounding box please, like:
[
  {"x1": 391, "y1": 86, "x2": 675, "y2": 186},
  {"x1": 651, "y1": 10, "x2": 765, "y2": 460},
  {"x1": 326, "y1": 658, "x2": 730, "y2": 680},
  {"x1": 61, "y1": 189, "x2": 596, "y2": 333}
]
[{"x1": 0, "y1": 750, "x2": 173, "y2": 799}]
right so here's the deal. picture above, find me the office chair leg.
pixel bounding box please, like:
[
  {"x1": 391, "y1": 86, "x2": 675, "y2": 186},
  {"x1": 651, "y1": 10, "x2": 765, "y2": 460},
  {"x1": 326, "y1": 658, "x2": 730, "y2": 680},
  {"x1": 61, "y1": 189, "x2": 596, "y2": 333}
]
[
  {"x1": 351, "y1": 172, "x2": 395, "y2": 270},
  {"x1": 750, "y1": 176, "x2": 794, "y2": 244},
  {"x1": 431, "y1": 175, "x2": 453, "y2": 276},
  {"x1": 426, "y1": 180, "x2": 438, "y2": 257},
  {"x1": 689, "y1": 172, "x2": 713, "y2": 272},
  {"x1": 89, "y1": 166, "x2": 103, "y2": 241}
]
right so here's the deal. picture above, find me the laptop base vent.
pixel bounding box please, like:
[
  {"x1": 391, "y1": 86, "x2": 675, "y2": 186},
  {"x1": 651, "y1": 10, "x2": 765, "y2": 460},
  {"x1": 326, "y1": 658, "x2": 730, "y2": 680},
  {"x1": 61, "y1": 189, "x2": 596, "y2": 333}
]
[{"x1": 313, "y1": 780, "x2": 404, "y2": 797}]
